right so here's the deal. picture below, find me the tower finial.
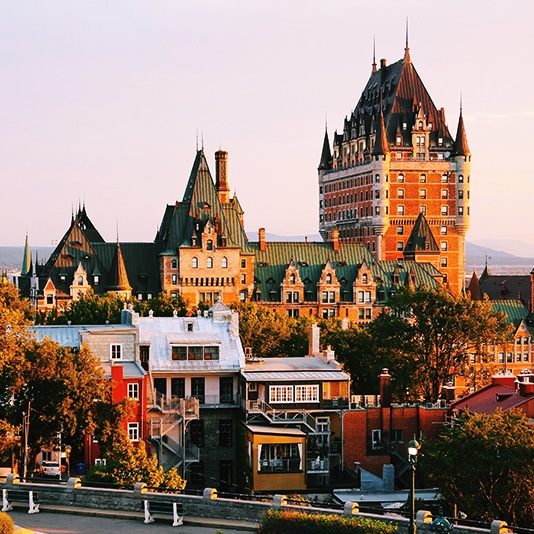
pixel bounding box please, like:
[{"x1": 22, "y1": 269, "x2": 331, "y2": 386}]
[
  {"x1": 372, "y1": 35, "x2": 377, "y2": 72},
  {"x1": 196, "y1": 129, "x2": 199, "y2": 151},
  {"x1": 404, "y1": 17, "x2": 411, "y2": 64},
  {"x1": 460, "y1": 91, "x2": 463, "y2": 115}
]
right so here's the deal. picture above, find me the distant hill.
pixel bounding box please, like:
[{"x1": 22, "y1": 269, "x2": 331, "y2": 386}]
[{"x1": 0, "y1": 247, "x2": 53, "y2": 274}]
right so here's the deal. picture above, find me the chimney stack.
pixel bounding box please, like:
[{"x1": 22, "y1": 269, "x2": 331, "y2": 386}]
[
  {"x1": 331, "y1": 228, "x2": 339, "y2": 252},
  {"x1": 259, "y1": 228, "x2": 266, "y2": 252},
  {"x1": 215, "y1": 149, "x2": 230, "y2": 203},
  {"x1": 379, "y1": 368, "x2": 391, "y2": 407}
]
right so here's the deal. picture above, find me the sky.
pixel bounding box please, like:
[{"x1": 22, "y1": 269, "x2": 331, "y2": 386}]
[{"x1": 1, "y1": 0, "x2": 533, "y2": 247}]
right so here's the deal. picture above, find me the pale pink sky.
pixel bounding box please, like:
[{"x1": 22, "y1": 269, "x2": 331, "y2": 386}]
[{"x1": 1, "y1": 1, "x2": 532, "y2": 247}]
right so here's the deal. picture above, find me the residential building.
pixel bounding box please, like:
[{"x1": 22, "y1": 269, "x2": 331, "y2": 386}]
[
  {"x1": 318, "y1": 39, "x2": 471, "y2": 295},
  {"x1": 240, "y1": 325, "x2": 351, "y2": 492}
]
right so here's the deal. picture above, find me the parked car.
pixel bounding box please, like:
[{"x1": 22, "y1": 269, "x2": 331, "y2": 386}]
[{"x1": 40, "y1": 461, "x2": 61, "y2": 477}]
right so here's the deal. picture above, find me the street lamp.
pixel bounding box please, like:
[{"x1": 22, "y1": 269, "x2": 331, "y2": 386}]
[
  {"x1": 64, "y1": 445, "x2": 72, "y2": 479},
  {"x1": 407, "y1": 436, "x2": 420, "y2": 534}
]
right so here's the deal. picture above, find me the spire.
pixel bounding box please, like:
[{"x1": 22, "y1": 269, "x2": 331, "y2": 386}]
[
  {"x1": 372, "y1": 36, "x2": 377, "y2": 73},
  {"x1": 404, "y1": 212, "x2": 439, "y2": 255},
  {"x1": 318, "y1": 126, "x2": 333, "y2": 170},
  {"x1": 404, "y1": 17, "x2": 411, "y2": 64},
  {"x1": 108, "y1": 241, "x2": 132, "y2": 293},
  {"x1": 21, "y1": 234, "x2": 32, "y2": 276},
  {"x1": 467, "y1": 271, "x2": 483, "y2": 300},
  {"x1": 372, "y1": 93, "x2": 390, "y2": 156},
  {"x1": 453, "y1": 100, "x2": 471, "y2": 157}
]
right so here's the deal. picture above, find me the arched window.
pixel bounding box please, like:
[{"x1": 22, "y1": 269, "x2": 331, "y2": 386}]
[
  {"x1": 171, "y1": 259, "x2": 177, "y2": 269},
  {"x1": 78, "y1": 276, "x2": 83, "y2": 285},
  {"x1": 222, "y1": 257, "x2": 228, "y2": 268},
  {"x1": 207, "y1": 239, "x2": 213, "y2": 251},
  {"x1": 326, "y1": 274, "x2": 332, "y2": 284},
  {"x1": 362, "y1": 274, "x2": 368, "y2": 284},
  {"x1": 207, "y1": 257, "x2": 213, "y2": 268},
  {"x1": 290, "y1": 274, "x2": 296, "y2": 284},
  {"x1": 192, "y1": 257, "x2": 198, "y2": 269}
]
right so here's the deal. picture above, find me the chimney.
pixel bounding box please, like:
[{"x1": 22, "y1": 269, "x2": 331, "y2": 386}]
[
  {"x1": 259, "y1": 228, "x2": 266, "y2": 252},
  {"x1": 331, "y1": 228, "x2": 339, "y2": 252},
  {"x1": 379, "y1": 368, "x2": 391, "y2": 408},
  {"x1": 441, "y1": 383, "x2": 456, "y2": 404},
  {"x1": 308, "y1": 324, "x2": 320, "y2": 356},
  {"x1": 215, "y1": 149, "x2": 230, "y2": 203}
]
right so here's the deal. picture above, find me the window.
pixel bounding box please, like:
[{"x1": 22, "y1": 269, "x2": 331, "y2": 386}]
[
  {"x1": 458, "y1": 206, "x2": 464, "y2": 215},
  {"x1": 419, "y1": 189, "x2": 427, "y2": 199},
  {"x1": 441, "y1": 226, "x2": 448, "y2": 235},
  {"x1": 128, "y1": 422, "x2": 139, "y2": 442},
  {"x1": 458, "y1": 190, "x2": 464, "y2": 200},
  {"x1": 127, "y1": 383, "x2": 139, "y2": 400},
  {"x1": 329, "y1": 291, "x2": 335, "y2": 303},
  {"x1": 365, "y1": 308, "x2": 372, "y2": 319},
  {"x1": 78, "y1": 276, "x2": 83, "y2": 285},
  {"x1": 222, "y1": 257, "x2": 228, "y2": 268},
  {"x1": 219, "y1": 420, "x2": 232, "y2": 447},
  {"x1": 441, "y1": 189, "x2": 448, "y2": 199},
  {"x1": 362, "y1": 273, "x2": 368, "y2": 284},
  {"x1": 110, "y1": 344, "x2": 122, "y2": 360},
  {"x1": 441, "y1": 206, "x2": 449, "y2": 216},
  {"x1": 398, "y1": 174, "x2": 405, "y2": 183},
  {"x1": 207, "y1": 239, "x2": 213, "y2": 251},
  {"x1": 397, "y1": 205, "x2": 405, "y2": 215},
  {"x1": 171, "y1": 346, "x2": 187, "y2": 360},
  {"x1": 420, "y1": 174, "x2": 427, "y2": 183},
  {"x1": 293, "y1": 291, "x2": 299, "y2": 303},
  {"x1": 441, "y1": 174, "x2": 448, "y2": 183},
  {"x1": 322, "y1": 291, "x2": 328, "y2": 303},
  {"x1": 207, "y1": 257, "x2": 213, "y2": 268},
  {"x1": 441, "y1": 257, "x2": 448, "y2": 267},
  {"x1": 286, "y1": 292, "x2": 292, "y2": 303},
  {"x1": 441, "y1": 242, "x2": 448, "y2": 251},
  {"x1": 192, "y1": 257, "x2": 198, "y2": 269},
  {"x1": 241, "y1": 273, "x2": 246, "y2": 284},
  {"x1": 172, "y1": 274, "x2": 177, "y2": 285},
  {"x1": 269, "y1": 385, "x2": 294, "y2": 403},
  {"x1": 188, "y1": 346, "x2": 203, "y2": 360},
  {"x1": 391, "y1": 429, "x2": 403, "y2": 442},
  {"x1": 326, "y1": 273, "x2": 332, "y2": 284},
  {"x1": 241, "y1": 259, "x2": 246, "y2": 268},
  {"x1": 290, "y1": 273, "x2": 296, "y2": 284},
  {"x1": 204, "y1": 346, "x2": 219, "y2": 360},
  {"x1": 190, "y1": 461, "x2": 204, "y2": 486},
  {"x1": 372, "y1": 429, "x2": 382, "y2": 448},
  {"x1": 420, "y1": 205, "x2": 427, "y2": 215},
  {"x1": 191, "y1": 377, "x2": 205, "y2": 404},
  {"x1": 396, "y1": 188, "x2": 405, "y2": 199},
  {"x1": 190, "y1": 420, "x2": 204, "y2": 447},
  {"x1": 397, "y1": 226, "x2": 404, "y2": 235},
  {"x1": 295, "y1": 385, "x2": 319, "y2": 402},
  {"x1": 220, "y1": 377, "x2": 233, "y2": 403},
  {"x1": 397, "y1": 241, "x2": 403, "y2": 251},
  {"x1": 171, "y1": 259, "x2": 177, "y2": 268},
  {"x1": 171, "y1": 378, "x2": 185, "y2": 398},
  {"x1": 458, "y1": 175, "x2": 464, "y2": 183}
]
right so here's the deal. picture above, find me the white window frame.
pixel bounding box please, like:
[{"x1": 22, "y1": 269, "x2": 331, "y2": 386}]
[
  {"x1": 269, "y1": 385, "x2": 293, "y2": 403},
  {"x1": 128, "y1": 382, "x2": 139, "y2": 400},
  {"x1": 110, "y1": 344, "x2": 122, "y2": 360},
  {"x1": 295, "y1": 385, "x2": 319, "y2": 403},
  {"x1": 128, "y1": 422, "x2": 139, "y2": 442}
]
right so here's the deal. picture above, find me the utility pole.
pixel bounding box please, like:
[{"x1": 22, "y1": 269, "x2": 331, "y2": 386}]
[{"x1": 22, "y1": 401, "x2": 30, "y2": 479}]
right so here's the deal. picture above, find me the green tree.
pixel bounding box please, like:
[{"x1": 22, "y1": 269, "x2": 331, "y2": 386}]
[
  {"x1": 364, "y1": 286, "x2": 512, "y2": 402},
  {"x1": 133, "y1": 291, "x2": 188, "y2": 318},
  {"x1": 423, "y1": 409, "x2": 534, "y2": 527}
]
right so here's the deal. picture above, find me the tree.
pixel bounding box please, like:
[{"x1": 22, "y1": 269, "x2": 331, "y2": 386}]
[
  {"x1": 423, "y1": 409, "x2": 534, "y2": 527},
  {"x1": 87, "y1": 399, "x2": 186, "y2": 490},
  {"x1": 365, "y1": 286, "x2": 512, "y2": 402}
]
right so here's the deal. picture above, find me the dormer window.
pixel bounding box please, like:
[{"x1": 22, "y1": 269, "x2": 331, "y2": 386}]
[
  {"x1": 207, "y1": 240, "x2": 213, "y2": 251},
  {"x1": 326, "y1": 274, "x2": 332, "y2": 284},
  {"x1": 290, "y1": 274, "x2": 296, "y2": 284},
  {"x1": 78, "y1": 276, "x2": 83, "y2": 285}
]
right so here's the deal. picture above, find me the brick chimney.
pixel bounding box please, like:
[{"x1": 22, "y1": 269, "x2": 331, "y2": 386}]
[
  {"x1": 331, "y1": 228, "x2": 339, "y2": 252},
  {"x1": 259, "y1": 228, "x2": 266, "y2": 252},
  {"x1": 379, "y1": 368, "x2": 391, "y2": 408},
  {"x1": 215, "y1": 149, "x2": 230, "y2": 203}
]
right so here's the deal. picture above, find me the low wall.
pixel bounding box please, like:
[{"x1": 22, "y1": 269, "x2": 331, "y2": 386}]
[{"x1": 0, "y1": 475, "x2": 512, "y2": 534}]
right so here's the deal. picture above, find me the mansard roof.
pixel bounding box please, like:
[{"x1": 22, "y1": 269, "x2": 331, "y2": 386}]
[
  {"x1": 478, "y1": 273, "x2": 532, "y2": 306},
  {"x1": 156, "y1": 150, "x2": 249, "y2": 252}
]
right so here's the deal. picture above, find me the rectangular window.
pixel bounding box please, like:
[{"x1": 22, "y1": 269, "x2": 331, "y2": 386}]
[
  {"x1": 220, "y1": 377, "x2": 233, "y2": 403},
  {"x1": 188, "y1": 346, "x2": 203, "y2": 360},
  {"x1": 391, "y1": 429, "x2": 404, "y2": 442},
  {"x1": 441, "y1": 257, "x2": 448, "y2": 267},
  {"x1": 441, "y1": 206, "x2": 449, "y2": 216},
  {"x1": 190, "y1": 420, "x2": 204, "y2": 447},
  {"x1": 441, "y1": 226, "x2": 448, "y2": 235},
  {"x1": 286, "y1": 292, "x2": 292, "y2": 303},
  {"x1": 204, "y1": 346, "x2": 219, "y2": 360},
  {"x1": 322, "y1": 291, "x2": 328, "y2": 303},
  {"x1": 398, "y1": 188, "x2": 405, "y2": 199},
  {"x1": 365, "y1": 308, "x2": 372, "y2": 319},
  {"x1": 111, "y1": 344, "x2": 122, "y2": 360},
  {"x1": 372, "y1": 429, "x2": 382, "y2": 449},
  {"x1": 441, "y1": 189, "x2": 448, "y2": 199},
  {"x1": 329, "y1": 291, "x2": 335, "y2": 303},
  {"x1": 398, "y1": 174, "x2": 405, "y2": 183},
  {"x1": 241, "y1": 274, "x2": 246, "y2": 284},
  {"x1": 219, "y1": 420, "x2": 232, "y2": 447},
  {"x1": 295, "y1": 385, "x2": 319, "y2": 402},
  {"x1": 269, "y1": 385, "x2": 293, "y2": 403},
  {"x1": 358, "y1": 291, "x2": 364, "y2": 303},
  {"x1": 191, "y1": 377, "x2": 205, "y2": 404},
  {"x1": 441, "y1": 242, "x2": 448, "y2": 251},
  {"x1": 128, "y1": 422, "x2": 139, "y2": 442},
  {"x1": 127, "y1": 383, "x2": 139, "y2": 400},
  {"x1": 397, "y1": 241, "x2": 403, "y2": 251},
  {"x1": 172, "y1": 346, "x2": 187, "y2": 360},
  {"x1": 172, "y1": 274, "x2": 177, "y2": 285},
  {"x1": 419, "y1": 189, "x2": 427, "y2": 199},
  {"x1": 397, "y1": 226, "x2": 404, "y2": 235},
  {"x1": 293, "y1": 291, "x2": 299, "y2": 303},
  {"x1": 358, "y1": 308, "x2": 364, "y2": 319},
  {"x1": 171, "y1": 378, "x2": 185, "y2": 398},
  {"x1": 397, "y1": 205, "x2": 405, "y2": 215},
  {"x1": 441, "y1": 174, "x2": 448, "y2": 183}
]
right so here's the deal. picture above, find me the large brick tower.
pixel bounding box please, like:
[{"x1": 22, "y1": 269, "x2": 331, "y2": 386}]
[{"x1": 318, "y1": 40, "x2": 471, "y2": 295}]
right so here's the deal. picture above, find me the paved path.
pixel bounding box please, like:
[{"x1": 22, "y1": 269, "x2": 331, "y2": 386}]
[{"x1": 7, "y1": 506, "x2": 258, "y2": 534}]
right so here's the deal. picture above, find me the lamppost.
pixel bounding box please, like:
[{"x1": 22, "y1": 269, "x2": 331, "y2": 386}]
[
  {"x1": 407, "y1": 436, "x2": 420, "y2": 534},
  {"x1": 65, "y1": 445, "x2": 72, "y2": 479}
]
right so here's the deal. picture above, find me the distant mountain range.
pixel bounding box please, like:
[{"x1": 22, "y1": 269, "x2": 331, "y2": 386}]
[{"x1": 1, "y1": 237, "x2": 533, "y2": 275}]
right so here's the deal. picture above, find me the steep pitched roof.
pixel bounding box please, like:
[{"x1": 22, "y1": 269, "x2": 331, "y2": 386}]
[
  {"x1": 318, "y1": 128, "x2": 333, "y2": 170},
  {"x1": 372, "y1": 103, "x2": 389, "y2": 156},
  {"x1": 453, "y1": 109, "x2": 471, "y2": 157},
  {"x1": 157, "y1": 150, "x2": 249, "y2": 252},
  {"x1": 107, "y1": 241, "x2": 132, "y2": 292},
  {"x1": 467, "y1": 271, "x2": 483, "y2": 300},
  {"x1": 21, "y1": 234, "x2": 31, "y2": 276},
  {"x1": 403, "y1": 212, "x2": 439, "y2": 255}
]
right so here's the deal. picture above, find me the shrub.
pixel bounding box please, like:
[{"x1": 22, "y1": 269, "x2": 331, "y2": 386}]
[
  {"x1": 0, "y1": 512, "x2": 13, "y2": 534},
  {"x1": 258, "y1": 510, "x2": 398, "y2": 534}
]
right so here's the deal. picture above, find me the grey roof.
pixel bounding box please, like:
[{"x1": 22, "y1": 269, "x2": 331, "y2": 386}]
[
  {"x1": 102, "y1": 361, "x2": 146, "y2": 379},
  {"x1": 244, "y1": 424, "x2": 307, "y2": 437}
]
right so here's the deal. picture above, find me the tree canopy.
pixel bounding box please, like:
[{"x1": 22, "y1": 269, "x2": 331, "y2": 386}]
[{"x1": 422, "y1": 409, "x2": 534, "y2": 527}]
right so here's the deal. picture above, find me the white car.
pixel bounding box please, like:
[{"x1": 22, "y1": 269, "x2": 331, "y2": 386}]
[{"x1": 40, "y1": 461, "x2": 61, "y2": 477}]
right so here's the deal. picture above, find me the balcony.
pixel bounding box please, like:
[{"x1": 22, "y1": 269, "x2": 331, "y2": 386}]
[
  {"x1": 258, "y1": 458, "x2": 302, "y2": 473},
  {"x1": 198, "y1": 394, "x2": 239, "y2": 408},
  {"x1": 307, "y1": 457, "x2": 330, "y2": 474}
]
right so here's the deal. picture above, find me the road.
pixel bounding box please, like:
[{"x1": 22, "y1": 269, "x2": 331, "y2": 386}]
[{"x1": 7, "y1": 508, "x2": 257, "y2": 534}]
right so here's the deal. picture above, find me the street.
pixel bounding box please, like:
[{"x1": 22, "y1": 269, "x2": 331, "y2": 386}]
[{"x1": 7, "y1": 508, "x2": 257, "y2": 534}]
